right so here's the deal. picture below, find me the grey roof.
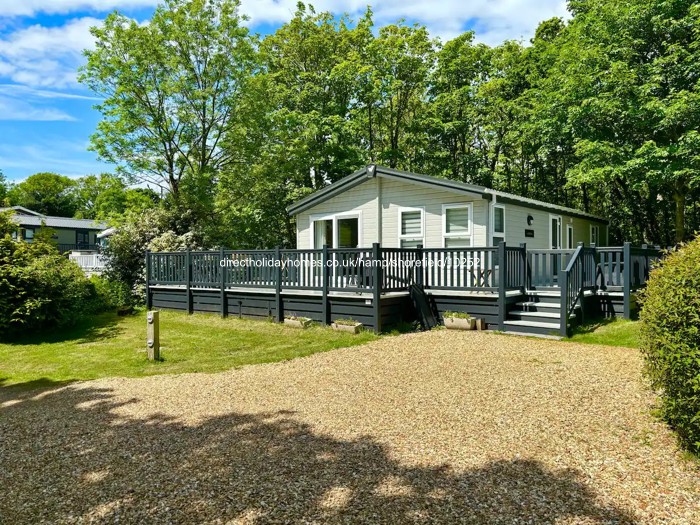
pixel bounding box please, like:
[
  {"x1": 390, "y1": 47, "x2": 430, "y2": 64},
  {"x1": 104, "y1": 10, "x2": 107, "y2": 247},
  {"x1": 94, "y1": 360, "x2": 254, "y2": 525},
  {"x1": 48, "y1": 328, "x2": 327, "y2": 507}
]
[
  {"x1": 0, "y1": 206, "x2": 108, "y2": 230},
  {"x1": 287, "y1": 165, "x2": 608, "y2": 224}
]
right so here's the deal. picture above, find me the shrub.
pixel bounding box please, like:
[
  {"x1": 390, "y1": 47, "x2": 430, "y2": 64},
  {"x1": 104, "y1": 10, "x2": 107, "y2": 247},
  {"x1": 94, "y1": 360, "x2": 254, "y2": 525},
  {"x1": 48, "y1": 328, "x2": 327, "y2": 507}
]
[
  {"x1": 104, "y1": 207, "x2": 207, "y2": 306},
  {"x1": 639, "y1": 236, "x2": 700, "y2": 453},
  {"x1": 0, "y1": 218, "x2": 108, "y2": 338}
]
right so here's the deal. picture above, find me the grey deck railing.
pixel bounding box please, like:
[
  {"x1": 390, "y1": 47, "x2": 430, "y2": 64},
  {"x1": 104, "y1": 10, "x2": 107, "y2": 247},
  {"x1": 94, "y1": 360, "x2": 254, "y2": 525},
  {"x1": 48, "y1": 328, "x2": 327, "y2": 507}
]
[{"x1": 147, "y1": 242, "x2": 663, "y2": 335}]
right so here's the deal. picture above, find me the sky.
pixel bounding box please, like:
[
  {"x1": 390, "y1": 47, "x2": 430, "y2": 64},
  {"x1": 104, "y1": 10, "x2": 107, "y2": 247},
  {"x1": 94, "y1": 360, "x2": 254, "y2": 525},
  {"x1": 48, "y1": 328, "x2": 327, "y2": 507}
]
[{"x1": 0, "y1": 0, "x2": 569, "y2": 182}]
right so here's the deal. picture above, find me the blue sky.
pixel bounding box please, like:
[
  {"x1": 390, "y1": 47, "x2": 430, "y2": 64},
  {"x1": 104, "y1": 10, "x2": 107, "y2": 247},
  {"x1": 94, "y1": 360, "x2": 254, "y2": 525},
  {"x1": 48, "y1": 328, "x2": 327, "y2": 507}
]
[{"x1": 0, "y1": 0, "x2": 568, "y2": 182}]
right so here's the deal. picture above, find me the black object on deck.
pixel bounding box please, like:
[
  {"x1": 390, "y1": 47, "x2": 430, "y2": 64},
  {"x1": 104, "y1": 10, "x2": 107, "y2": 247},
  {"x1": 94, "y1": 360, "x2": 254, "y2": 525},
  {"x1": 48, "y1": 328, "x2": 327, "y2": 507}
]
[{"x1": 409, "y1": 284, "x2": 439, "y2": 330}]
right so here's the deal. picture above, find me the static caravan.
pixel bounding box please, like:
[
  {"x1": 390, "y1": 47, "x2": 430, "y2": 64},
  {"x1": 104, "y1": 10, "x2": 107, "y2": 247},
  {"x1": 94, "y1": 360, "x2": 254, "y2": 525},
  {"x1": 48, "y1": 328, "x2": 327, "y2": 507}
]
[{"x1": 288, "y1": 165, "x2": 608, "y2": 251}]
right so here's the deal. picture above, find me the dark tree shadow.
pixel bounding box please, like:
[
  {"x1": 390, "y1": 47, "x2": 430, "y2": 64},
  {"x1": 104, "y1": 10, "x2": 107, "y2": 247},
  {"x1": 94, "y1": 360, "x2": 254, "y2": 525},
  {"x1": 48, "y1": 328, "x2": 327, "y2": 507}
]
[
  {"x1": 1, "y1": 312, "x2": 123, "y2": 346},
  {"x1": 0, "y1": 386, "x2": 637, "y2": 524}
]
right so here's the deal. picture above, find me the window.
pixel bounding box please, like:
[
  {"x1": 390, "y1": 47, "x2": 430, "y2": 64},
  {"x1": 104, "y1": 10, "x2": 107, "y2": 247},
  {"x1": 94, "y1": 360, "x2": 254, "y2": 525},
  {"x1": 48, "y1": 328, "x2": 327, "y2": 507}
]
[
  {"x1": 311, "y1": 214, "x2": 361, "y2": 249},
  {"x1": 23, "y1": 228, "x2": 34, "y2": 243},
  {"x1": 443, "y1": 204, "x2": 472, "y2": 248},
  {"x1": 590, "y1": 225, "x2": 600, "y2": 246},
  {"x1": 76, "y1": 230, "x2": 90, "y2": 248},
  {"x1": 566, "y1": 224, "x2": 574, "y2": 249},
  {"x1": 492, "y1": 205, "x2": 505, "y2": 246},
  {"x1": 398, "y1": 207, "x2": 424, "y2": 248}
]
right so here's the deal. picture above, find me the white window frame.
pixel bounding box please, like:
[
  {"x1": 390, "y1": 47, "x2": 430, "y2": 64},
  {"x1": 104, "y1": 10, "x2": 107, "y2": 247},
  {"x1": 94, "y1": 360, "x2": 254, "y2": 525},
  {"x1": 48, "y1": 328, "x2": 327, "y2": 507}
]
[
  {"x1": 491, "y1": 204, "x2": 506, "y2": 246},
  {"x1": 590, "y1": 224, "x2": 600, "y2": 246},
  {"x1": 566, "y1": 224, "x2": 574, "y2": 249},
  {"x1": 397, "y1": 206, "x2": 425, "y2": 248},
  {"x1": 309, "y1": 211, "x2": 363, "y2": 249},
  {"x1": 442, "y1": 203, "x2": 472, "y2": 248},
  {"x1": 549, "y1": 214, "x2": 562, "y2": 249}
]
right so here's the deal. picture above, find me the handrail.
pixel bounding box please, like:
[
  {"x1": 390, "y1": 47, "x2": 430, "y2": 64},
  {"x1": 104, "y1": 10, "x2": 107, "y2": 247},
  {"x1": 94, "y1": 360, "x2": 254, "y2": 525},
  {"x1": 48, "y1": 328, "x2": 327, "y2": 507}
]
[{"x1": 559, "y1": 245, "x2": 597, "y2": 336}]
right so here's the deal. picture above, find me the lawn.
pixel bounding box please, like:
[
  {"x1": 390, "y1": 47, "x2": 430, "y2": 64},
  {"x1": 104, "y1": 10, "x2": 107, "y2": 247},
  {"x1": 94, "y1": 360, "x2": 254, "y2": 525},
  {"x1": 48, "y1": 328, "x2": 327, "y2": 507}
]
[
  {"x1": 0, "y1": 310, "x2": 378, "y2": 389},
  {"x1": 568, "y1": 318, "x2": 640, "y2": 348}
]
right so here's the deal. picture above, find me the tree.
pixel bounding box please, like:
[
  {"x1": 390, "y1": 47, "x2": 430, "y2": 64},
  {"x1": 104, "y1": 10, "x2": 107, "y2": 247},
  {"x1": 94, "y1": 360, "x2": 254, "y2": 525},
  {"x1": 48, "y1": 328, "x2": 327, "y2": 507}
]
[
  {"x1": 554, "y1": 0, "x2": 700, "y2": 242},
  {"x1": 0, "y1": 170, "x2": 8, "y2": 206},
  {"x1": 7, "y1": 172, "x2": 78, "y2": 217},
  {"x1": 74, "y1": 174, "x2": 159, "y2": 220},
  {"x1": 80, "y1": 0, "x2": 256, "y2": 208}
]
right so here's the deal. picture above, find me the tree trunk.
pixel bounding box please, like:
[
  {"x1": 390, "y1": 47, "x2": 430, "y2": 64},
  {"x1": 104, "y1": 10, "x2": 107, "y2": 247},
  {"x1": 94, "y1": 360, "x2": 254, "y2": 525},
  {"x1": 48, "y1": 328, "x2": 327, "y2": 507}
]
[{"x1": 673, "y1": 188, "x2": 686, "y2": 243}]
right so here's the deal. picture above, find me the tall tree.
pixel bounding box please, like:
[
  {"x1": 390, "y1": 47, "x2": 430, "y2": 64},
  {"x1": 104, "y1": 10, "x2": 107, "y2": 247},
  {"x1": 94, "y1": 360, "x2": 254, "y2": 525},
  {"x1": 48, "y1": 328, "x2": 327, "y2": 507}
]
[
  {"x1": 80, "y1": 0, "x2": 256, "y2": 211},
  {"x1": 8, "y1": 172, "x2": 78, "y2": 217},
  {"x1": 556, "y1": 0, "x2": 700, "y2": 242}
]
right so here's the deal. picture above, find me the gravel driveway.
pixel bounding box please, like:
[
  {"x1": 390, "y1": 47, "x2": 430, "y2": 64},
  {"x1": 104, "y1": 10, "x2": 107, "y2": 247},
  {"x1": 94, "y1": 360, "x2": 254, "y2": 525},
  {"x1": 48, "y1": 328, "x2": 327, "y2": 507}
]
[{"x1": 1, "y1": 331, "x2": 698, "y2": 524}]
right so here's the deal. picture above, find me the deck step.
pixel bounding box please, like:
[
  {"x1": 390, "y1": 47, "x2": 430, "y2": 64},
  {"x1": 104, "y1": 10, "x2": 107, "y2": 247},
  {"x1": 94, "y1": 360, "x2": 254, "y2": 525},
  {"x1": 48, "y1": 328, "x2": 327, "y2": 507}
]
[
  {"x1": 525, "y1": 290, "x2": 561, "y2": 297},
  {"x1": 515, "y1": 301, "x2": 561, "y2": 311},
  {"x1": 504, "y1": 319, "x2": 560, "y2": 330},
  {"x1": 509, "y1": 310, "x2": 561, "y2": 319}
]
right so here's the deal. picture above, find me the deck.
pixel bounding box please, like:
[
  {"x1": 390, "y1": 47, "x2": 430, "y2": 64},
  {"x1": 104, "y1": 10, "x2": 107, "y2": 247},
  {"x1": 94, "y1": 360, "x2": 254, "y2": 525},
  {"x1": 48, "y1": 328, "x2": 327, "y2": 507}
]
[{"x1": 146, "y1": 243, "x2": 662, "y2": 336}]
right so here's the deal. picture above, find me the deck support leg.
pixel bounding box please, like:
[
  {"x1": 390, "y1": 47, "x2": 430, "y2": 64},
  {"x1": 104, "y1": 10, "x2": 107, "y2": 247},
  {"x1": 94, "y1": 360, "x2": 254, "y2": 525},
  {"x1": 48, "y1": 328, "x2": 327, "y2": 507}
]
[
  {"x1": 185, "y1": 249, "x2": 192, "y2": 315},
  {"x1": 497, "y1": 241, "x2": 507, "y2": 331},
  {"x1": 321, "y1": 245, "x2": 329, "y2": 326},
  {"x1": 372, "y1": 242, "x2": 382, "y2": 334},
  {"x1": 623, "y1": 242, "x2": 632, "y2": 319},
  {"x1": 274, "y1": 246, "x2": 283, "y2": 322},
  {"x1": 220, "y1": 246, "x2": 227, "y2": 318}
]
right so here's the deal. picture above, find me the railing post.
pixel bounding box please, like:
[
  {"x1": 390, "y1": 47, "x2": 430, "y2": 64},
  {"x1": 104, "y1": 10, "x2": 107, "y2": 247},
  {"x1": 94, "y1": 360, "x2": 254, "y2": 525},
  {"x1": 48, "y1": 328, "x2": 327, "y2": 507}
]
[
  {"x1": 145, "y1": 250, "x2": 152, "y2": 310},
  {"x1": 271, "y1": 246, "x2": 281, "y2": 322},
  {"x1": 498, "y1": 241, "x2": 507, "y2": 331},
  {"x1": 220, "y1": 247, "x2": 227, "y2": 318},
  {"x1": 559, "y1": 270, "x2": 569, "y2": 337},
  {"x1": 519, "y1": 243, "x2": 527, "y2": 293},
  {"x1": 372, "y1": 242, "x2": 382, "y2": 334},
  {"x1": 623, "y1": 241, "x2": 632, "y2": 319},
  {"x1": 416, "y1": 244, "x2": 424, "y2": 289},
  {"x1": 185, "y1": 249, "x2": 192, "y2": 314},
  {"x1": 321, "y1": 245, "x2": 329, "y2": 326}
]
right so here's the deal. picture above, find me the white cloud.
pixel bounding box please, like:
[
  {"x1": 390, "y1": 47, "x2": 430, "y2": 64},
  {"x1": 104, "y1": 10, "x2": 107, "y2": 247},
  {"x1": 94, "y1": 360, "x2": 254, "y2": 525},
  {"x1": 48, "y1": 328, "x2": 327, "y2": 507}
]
[
  {"x1": 0, "y1": 95, "x2": 75, "y2": 120},
  {"x1": 240, "y1": 0, "x2": 569, "y2": 45},
  {"x1": 0, "y1": 17, "x2": 100, "y2": 88},
  {"x1": 0, "y1": 1, "x2": 158, "y2": 17}
]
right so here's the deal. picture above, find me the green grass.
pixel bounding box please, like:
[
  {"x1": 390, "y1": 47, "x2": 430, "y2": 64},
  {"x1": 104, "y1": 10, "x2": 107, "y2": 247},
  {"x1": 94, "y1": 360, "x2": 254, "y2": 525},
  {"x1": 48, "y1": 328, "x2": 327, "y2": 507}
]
[
  {"x1": 568, "y1": 318, "x2": 641, "y2": 348},
  {"x1": 0, "y1": 310, "x2": 379, "y2": 390}
]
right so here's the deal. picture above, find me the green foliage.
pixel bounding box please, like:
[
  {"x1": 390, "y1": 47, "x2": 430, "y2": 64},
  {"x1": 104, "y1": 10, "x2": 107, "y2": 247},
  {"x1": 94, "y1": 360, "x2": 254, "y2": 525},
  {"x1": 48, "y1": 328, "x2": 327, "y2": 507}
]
[
  {"x1": 79, "y1": 0, "x2": 700, "y2": 248},
  {"x1": 639, "y1": 236, "x2": 700, "y2": 453},
  {"x1": 0, "y1": 211, "x2": 108, "y2": 338},
  {"x1": 104, "y1": 207, "x2": 206, "y2": 303},
  {"x1": 73, "y1": 173, "x2": 158, "y2": 220},
  {"x1": 442, "y1": 311, "x2": 471, "y2": 319},
  {"x1": 0, "y1": 170, "x2": 8, "y2": 206},
  {"x1": 7, "y1": 172, "x2": 78, "y2": 216},
  {"x1": 80, "y1": 0, "x2": 256, "y2": 218}
]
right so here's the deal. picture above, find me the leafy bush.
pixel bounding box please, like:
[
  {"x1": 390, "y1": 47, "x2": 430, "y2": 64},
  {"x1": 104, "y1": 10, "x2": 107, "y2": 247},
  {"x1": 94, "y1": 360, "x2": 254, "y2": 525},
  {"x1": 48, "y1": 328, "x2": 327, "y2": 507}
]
[
  {"x1": 104, "y1": 207, "x2": 207, "y2": 306},
  {"x1": 0, "y1": 211, "x2": 112, "y2": 338},
  {"x1": 639, "y1": 236, "x2": 700, "y2": 453}
]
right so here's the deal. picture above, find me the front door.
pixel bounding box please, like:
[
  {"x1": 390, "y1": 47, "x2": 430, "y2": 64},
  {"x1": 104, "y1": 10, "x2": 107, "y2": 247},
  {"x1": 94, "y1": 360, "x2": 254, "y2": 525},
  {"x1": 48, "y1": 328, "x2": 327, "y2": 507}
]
[
  {"x1": 76, "y1": 230, "x2": 90, "y2": 249},
  {"x1": 550, "y1": 216, "x2": 562, "y2": 249}
]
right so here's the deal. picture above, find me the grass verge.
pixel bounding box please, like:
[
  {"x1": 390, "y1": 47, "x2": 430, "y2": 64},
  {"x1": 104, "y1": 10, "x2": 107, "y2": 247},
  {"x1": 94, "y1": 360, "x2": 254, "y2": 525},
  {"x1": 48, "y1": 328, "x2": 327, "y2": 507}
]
[
  {"x1": 568, "y1": 318, "x2": 640, "y2": 348},
  {"x1": 0, "y1": 310, "x2": 378, "y2": 390}
]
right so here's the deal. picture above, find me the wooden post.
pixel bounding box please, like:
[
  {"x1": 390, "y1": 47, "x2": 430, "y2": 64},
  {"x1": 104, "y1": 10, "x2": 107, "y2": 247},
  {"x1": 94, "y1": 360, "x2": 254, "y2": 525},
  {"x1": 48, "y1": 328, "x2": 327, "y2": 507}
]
[
  {"x1": 497, "y1": 241, "x2": 507, "y2": 331},
  {"x1": 559, "y1": 270, "x2": 569, "y2": 337},
  {"x1": 185, "y1": 249, "x2": 192, "y2": 314},
  {"x1": 372, "y1": 242, "x2": 382, "y2": 334},
  {"x1": 416, "y1": 244, "x2": 424, "y2": 289},
  {"x1": 220, "y1": 246, "x2": 227, "y2": 318},
  {"x1": 147, "y1": 310, "x2": 160, "y2": 361},
  {"x1": 321, "y1": 245, "x2": 329, "y2": 325},
  {"x1": 275, "y1": 246, "x2": 283, "y2": 323},
  {"x1": 145, "y1": 250, "x2": 152, "y2": 310},
  {"x1": 519, "y1": 242, "x2": 527, "y2": 293},
  {"x1": 623, "y1": 241, "x2": 632, "y2": 319}
]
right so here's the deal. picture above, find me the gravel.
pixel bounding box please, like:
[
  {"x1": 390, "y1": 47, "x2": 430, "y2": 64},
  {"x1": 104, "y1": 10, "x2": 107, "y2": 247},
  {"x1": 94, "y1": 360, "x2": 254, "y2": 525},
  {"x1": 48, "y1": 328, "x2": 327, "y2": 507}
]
[{"x1": 1, "y1": 330, "x2": 698, "y2": 524}]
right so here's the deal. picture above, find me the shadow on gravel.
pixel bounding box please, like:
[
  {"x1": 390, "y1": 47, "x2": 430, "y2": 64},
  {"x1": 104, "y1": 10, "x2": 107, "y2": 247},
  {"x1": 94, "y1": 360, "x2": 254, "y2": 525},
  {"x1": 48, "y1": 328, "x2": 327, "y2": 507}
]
[{"x1": 0, "y1": 386, "x2": 637, "y2": 524}]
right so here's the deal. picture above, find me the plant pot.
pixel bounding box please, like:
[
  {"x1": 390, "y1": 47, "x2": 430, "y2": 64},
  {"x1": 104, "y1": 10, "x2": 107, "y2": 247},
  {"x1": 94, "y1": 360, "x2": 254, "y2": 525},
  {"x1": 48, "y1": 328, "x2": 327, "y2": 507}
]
[
  {"x1": 284, "y1": 318, "x2": 312, "y2": 329},
  {"x1": 331, "y1": 322, "x2": 362, "y2": 334},
  {"x1": 444, "y1": 316, "x2": 475, "y2": 330},
  {"x1": 475, "y1": 318, "x2": 487, "y2": 331}
]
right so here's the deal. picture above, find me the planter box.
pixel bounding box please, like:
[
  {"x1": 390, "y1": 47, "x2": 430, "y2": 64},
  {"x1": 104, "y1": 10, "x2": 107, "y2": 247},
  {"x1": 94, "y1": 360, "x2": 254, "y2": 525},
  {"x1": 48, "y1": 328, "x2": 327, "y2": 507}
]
[
  {"x1": 444, "y1": 316, "x2": 475, "y2": 330},
  {"x1": 284, "y1": 318, "x2": 313, "y2": 329},
  {"x1": 475, "y1": 318, "x2": 487, "y2": 331},
  {"x1": 331, "y1": 322, "x2": 363, "y2": 334}
]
